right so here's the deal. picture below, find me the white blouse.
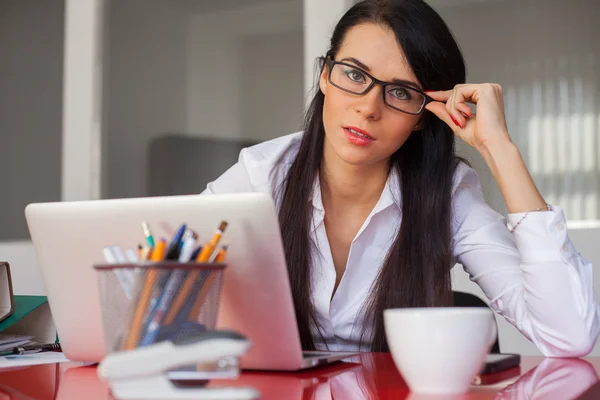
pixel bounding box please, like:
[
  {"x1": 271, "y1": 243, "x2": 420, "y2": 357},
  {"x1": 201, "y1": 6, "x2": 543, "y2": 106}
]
[{"x1": 202, "y1": 132, "x2": 600, "y2": 357}]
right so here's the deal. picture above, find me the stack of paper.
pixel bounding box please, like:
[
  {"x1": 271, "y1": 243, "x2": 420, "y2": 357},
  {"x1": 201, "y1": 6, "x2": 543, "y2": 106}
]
[{"x1": 0, "y1": 333, "x2": 33, "y2": 352}]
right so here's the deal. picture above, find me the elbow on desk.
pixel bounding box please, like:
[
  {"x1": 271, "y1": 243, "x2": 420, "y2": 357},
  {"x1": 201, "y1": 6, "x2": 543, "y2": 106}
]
[{"x1": 538, "y1": 322, "x2": 600, "y2": 358}]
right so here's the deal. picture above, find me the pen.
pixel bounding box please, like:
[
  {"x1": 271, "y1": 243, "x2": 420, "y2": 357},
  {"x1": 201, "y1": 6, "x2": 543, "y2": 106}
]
[
  {"x1": 125, "y1": 248, "x2": 138, "y2": 263},
  {"x1": 0, "y1": 343, "x2": 61, "y2": 357},
  {"x1": 103, "y1": 246, "x2": 134, "y2": 298},
  {"x1": 163, "y1": 221, "x2": 228, "y2": 325},
  {"x1": 142, "y1": 221, "x2": 155, "y2": 248},
  {"x1": 111, "y1": 246, "x2": 127, "y2": 264},
  {"x1": 188, "y1": 244, "x2": 228, "y2": 320},
  {"x1": 178, "y1": 230, "x2": 199, "y2": 262},
  {"x1": 190, "y1": 245, "x2": 202, "y2": 260},
  {"x1": 102, "y1": 246, "x2": 118, "y2": 264},
  {"x1": 165, "y1": 224, "x2": 187, "y2": 260},
  {"x1": 179, "y1": 229, "x2": 192, "y2": 251}
]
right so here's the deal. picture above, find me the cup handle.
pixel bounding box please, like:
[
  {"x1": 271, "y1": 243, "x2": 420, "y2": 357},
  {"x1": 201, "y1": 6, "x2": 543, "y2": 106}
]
[{"x1": 488, "y1": 316, "x2": 498, "y2": 348}]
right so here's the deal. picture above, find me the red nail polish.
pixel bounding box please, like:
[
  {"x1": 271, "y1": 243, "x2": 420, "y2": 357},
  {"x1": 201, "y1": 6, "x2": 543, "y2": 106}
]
[
  {"x1": 451, "y1": 116, "x2": 463, "y2": 128},
  {"x1": 425, "y1": 90, "x2": 434, "y2": 93}
]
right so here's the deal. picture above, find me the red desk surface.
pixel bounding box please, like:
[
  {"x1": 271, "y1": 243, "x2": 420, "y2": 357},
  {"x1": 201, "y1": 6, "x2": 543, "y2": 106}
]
[{"x1": 1, "y1": 353, "x2": 599, "y2": 399}]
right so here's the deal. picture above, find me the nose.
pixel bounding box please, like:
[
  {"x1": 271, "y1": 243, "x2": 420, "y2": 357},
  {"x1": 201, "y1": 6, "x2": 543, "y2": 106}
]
[{"x1": 354, "y1": 84, "x2": 383, "y2": 120}]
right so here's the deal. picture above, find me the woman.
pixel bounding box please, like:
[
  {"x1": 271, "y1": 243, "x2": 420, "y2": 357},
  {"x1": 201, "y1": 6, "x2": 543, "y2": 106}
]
[{"x1": 203, "y1": 0, "x2": 599, "y2": 356}]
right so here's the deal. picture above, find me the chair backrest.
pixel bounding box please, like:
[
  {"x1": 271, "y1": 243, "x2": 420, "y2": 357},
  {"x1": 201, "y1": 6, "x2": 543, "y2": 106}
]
[{"x1": 452, "y1": 291, "x2": 500, "y2": 353}]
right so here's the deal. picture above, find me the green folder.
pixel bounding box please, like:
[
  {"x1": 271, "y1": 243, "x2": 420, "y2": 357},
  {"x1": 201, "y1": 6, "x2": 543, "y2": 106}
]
[{"x1": 0, "y1": 295, "x2": 48, "y2": 332}]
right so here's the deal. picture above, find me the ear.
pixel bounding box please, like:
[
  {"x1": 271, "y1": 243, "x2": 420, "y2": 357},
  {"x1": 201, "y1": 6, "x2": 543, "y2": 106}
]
[{"x1": 319, "y1": 64, "x2": 328, "y2": 95}]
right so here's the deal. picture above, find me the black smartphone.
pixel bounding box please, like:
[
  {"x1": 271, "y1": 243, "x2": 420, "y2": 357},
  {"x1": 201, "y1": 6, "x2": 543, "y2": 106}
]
[{"x1": 480, "y1": 353, "x2": 521, "y2": 375}]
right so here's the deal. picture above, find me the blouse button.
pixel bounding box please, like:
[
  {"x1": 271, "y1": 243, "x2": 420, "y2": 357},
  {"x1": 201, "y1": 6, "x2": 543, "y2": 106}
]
[
  {"x1": 561, "y1": 244, "x2": 570, "y2": 253},
  {"x1": 556, "y1": 221, "x2": 565, "y2": 231}
]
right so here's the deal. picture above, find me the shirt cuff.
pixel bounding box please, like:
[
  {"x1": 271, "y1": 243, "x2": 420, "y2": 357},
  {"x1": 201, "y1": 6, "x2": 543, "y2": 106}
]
[{"x1": 507, "y1": 205, "x2": 573, "y2": 263}]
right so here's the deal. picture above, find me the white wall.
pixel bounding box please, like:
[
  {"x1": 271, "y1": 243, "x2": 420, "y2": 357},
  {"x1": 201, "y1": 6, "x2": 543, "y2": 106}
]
[{"x1": 434, "y1": 0, "x2": 600, "y2": 355}]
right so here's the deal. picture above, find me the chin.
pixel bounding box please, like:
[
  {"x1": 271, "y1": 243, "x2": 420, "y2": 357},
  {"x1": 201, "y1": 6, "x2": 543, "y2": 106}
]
[{"x1": 335, "y1": 145, "x2": 385, "y2": 166}]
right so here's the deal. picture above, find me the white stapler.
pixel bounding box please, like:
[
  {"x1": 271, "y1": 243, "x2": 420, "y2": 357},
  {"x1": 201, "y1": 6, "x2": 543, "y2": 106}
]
[{"x1": 98, "y1": 330, "x2": 260, "y2": 400}]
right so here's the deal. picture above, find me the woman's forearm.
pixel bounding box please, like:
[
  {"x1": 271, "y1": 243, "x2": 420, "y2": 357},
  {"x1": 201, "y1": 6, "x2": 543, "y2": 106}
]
[{"x1": 477, "y1": 135, "x2": 547, "y2": 214}]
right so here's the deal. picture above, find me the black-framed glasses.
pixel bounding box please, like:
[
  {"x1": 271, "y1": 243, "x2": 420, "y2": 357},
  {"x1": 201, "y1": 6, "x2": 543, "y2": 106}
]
[{"x1": 323, "y1": 57, "x2": 432, "y2": 115}]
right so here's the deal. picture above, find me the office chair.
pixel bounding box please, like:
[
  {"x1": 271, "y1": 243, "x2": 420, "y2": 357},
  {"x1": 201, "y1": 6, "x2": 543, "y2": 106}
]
[{"x1": 452, "y1": 291, "x2": 501, "y2": 353}]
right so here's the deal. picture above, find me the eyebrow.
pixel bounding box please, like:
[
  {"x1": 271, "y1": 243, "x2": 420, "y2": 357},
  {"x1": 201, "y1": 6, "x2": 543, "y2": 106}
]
[{"x1": 339, "y1": 57, "x2": 421, "y2": 89}]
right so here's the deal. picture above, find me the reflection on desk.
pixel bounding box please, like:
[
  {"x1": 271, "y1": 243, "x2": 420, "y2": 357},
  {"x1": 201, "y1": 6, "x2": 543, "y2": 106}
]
[
  {"x1": 1, "y1": 354, "x2": 600, "y2": 400},
  {"x1": 0, "y1": 363, "x2": 60, "y2": 400},
  {"x1": 494, "y1": 358, "x2": 598, "y2": 400},
  {"x1": 210, "y1": 357, "x2": 367, "y2": 399},
  {"x1": 209, "y1": 353, "x2": 408, "y2": 400},
  {"x1": 55, "y1": 366, "x2": 110, "y2": 400}
]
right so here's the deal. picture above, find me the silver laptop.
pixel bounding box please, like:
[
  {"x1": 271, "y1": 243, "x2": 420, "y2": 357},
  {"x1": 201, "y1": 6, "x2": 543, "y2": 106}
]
[{"x1": 25, "y1": 193, "x2": 357, "y2": 370}]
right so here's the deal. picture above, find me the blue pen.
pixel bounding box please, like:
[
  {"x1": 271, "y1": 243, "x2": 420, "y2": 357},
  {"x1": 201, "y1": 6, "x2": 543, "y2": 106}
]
[
  {"x1": 138, "y1": 269, "x2": 187, "y2": 346},
  {"x1": 178, "y1": 229, "x2": 192, "y2": 251},
  {"x1": 164, "y1": 224, "x2": 187, "y2": 260},
  {"x1": 191, "y1": 245, "x2": 203, "y2": 261},
  {"x1": 174, "y1": 270, "x2": 211, "y2": 324}
]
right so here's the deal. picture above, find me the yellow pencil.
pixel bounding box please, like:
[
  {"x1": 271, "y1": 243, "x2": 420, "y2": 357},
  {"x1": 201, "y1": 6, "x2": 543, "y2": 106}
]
[
  {"x1": 123, "y1": 239, "x2": 165, "y2": 350},
  {"x1": 195, "y1": 222, "x2": 228, "y2": 263}
]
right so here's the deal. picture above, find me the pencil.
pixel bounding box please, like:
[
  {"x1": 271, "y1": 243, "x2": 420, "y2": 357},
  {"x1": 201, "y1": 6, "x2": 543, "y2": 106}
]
[
  {"x1": 163, "y1": 221, "x2": 227, "y2": 325},
  {"x1": 140, "y1": 246, "x2": 152, "y2": 261},
  {"x1": 195, "y1": 221, "x2": 228, "y2": 263},
  {"x1": 208, "y1": 243, "x2": 228, "y2": 263},
  {"x1": 150, "y1": 239, "x2": 166, "y2": 262},
  {"x1": 187, "y1": 244, "x2": 228, "y2": 320},
  {"x1": 122, "y1": 239, "x2": 166, "y2": 350}
]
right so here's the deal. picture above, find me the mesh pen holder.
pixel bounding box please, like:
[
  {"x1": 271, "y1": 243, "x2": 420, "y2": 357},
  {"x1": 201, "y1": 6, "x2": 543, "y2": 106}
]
[{"x1": 94, "y1": 262, "x2": 226, "y2": 354}]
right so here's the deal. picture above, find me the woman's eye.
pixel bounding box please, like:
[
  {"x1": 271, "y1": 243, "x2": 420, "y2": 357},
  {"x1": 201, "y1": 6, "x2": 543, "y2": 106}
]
[
  {"x1": 389, "y1": 87, "x2": 411, "y2": 100},
  {"x1": 345, "y1": 68, "x2": 366, "y2": 83}
]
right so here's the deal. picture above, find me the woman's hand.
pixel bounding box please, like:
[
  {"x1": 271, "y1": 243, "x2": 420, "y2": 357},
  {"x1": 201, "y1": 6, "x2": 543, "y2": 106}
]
[
  {"x1": 424, "y1": 83, "x2": 511, "y2": 153},
  {"x1": 426, "y1": 83, "x2": 548, "y2": 213}
]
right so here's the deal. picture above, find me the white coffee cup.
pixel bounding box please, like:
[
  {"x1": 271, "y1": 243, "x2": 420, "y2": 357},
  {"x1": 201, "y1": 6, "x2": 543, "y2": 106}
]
[{"x1": 383, "y1": 307, "x2": 497, "y2": 395}]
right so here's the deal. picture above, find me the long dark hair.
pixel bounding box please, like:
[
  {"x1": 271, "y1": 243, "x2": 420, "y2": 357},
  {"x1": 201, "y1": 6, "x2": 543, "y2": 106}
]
[{"x1": 275, "y1": 0, "x2": 467, "y2": 352}]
